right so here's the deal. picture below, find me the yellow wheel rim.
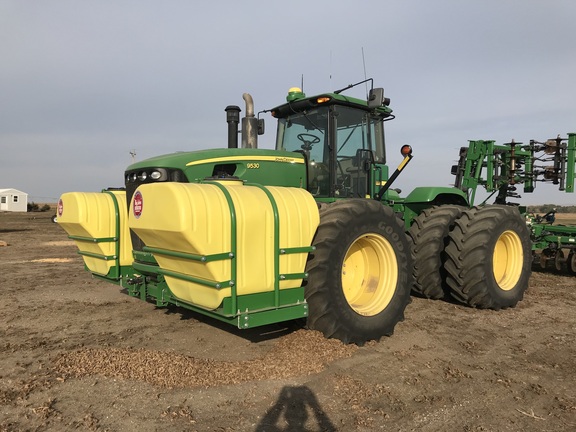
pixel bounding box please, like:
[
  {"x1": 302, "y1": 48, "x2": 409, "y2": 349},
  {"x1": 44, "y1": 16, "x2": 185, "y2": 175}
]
[
  {"x1": 492, "y1": 230, "x2": 524, "y2": 291},
  {"x1": 342, "y1": 233, "x2": 398, "y2": 316}
]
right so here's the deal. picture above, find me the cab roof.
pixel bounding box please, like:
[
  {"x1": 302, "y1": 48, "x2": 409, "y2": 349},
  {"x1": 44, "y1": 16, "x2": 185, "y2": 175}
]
[{"x1": 270, "y1": 89, "x2": 393, "y2": 119}]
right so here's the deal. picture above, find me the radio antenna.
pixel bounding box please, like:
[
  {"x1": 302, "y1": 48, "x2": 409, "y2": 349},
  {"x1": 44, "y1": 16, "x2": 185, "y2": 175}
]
[
  {"x1": 330, "y1": 50, "x2": 333, "y2": 91},
  {"x1": 362, "y1": 47, "x2": 368, "y2": 97},
  {"x1": 301, "y1": 74, "x2": 304, "y2": 92}
]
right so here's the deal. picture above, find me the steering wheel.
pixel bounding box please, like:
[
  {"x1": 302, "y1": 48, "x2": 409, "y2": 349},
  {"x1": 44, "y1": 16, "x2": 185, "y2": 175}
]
[{"x1": 297, "y1": 133, "x2": 321, "y2": 151}]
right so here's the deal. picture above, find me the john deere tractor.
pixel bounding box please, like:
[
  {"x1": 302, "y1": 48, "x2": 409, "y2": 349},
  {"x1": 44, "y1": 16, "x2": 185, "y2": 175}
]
[{"x1": 57, "y1": 79, "x2": 535, "y2": 344}]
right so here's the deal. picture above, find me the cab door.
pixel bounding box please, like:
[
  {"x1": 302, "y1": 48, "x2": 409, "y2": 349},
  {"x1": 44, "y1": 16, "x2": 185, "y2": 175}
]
[{"x1": 332, "y1": 106, "x2": 377, "y2": 198}]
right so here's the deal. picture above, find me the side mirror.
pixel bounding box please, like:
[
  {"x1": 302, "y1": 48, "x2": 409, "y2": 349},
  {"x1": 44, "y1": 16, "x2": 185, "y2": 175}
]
[
  {"x1": 258, "y1": 118, "x2": 265, "y2": 135},
  {"x1": 368, "y1": 88, "x2": 383, "y2": 109},
  {"x1": 368, "y1": 88, "x2": 388, "y2": 109}
]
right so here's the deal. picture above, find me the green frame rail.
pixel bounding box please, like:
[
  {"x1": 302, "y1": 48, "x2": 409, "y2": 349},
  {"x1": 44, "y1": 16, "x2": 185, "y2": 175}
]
[
  {"x1": 531, "y1": 223, "x2": 576, "y2": 251},
  {"x1": 567, "y1": 133, "x2": 575, "y2": 193}
]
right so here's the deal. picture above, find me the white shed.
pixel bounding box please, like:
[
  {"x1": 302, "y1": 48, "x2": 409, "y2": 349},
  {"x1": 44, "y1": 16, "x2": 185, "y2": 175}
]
[{"x1": 0, "y1": 188, "x2": 28, "y2": 212}]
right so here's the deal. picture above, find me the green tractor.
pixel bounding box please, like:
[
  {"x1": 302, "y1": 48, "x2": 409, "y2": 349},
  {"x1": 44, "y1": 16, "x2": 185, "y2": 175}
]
[{"x1": 57, "y1": 79, "x2": 534, "y2": 344}]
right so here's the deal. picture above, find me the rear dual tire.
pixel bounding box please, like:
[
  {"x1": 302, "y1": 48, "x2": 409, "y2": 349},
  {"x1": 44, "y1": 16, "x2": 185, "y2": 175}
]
[
  {"x1": 444, "y1": 205, "x2": 532, "y2": 309},
  {"x1": 408, "y1": 205, "x2": 464, "y2": 299}
]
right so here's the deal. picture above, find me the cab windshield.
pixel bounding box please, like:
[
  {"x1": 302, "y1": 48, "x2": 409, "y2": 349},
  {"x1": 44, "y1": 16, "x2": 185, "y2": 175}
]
[
  {"x1": 276, "y1": 105, "x2": 385, "y2": 197},
  {"x1": 276, "y1": 106, "x2": 328, "y2": 164}
]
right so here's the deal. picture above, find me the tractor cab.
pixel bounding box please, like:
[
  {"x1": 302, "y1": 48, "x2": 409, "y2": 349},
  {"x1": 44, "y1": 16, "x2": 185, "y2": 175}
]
[{"x1": 270, "y1": 85, "x2": 393, "y2": 199}]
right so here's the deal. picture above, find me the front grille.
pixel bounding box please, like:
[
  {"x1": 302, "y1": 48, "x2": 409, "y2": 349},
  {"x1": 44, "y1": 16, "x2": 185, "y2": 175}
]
[{"x1": 124, "y1": 167, "x2": 188, "y2": 253}]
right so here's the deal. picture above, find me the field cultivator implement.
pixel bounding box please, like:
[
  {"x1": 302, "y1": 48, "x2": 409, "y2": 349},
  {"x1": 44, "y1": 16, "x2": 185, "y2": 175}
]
[
  {"x1": 451, "y1": 134, "x2": 576, "y2": 276},
  {"x1": 529, "y1": 210, "x2": 576, "y2": 275}
]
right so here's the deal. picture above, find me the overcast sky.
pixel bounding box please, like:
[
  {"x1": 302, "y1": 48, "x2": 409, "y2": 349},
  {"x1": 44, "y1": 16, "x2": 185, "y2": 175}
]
[{"x1": 1, "y1": 0, "x2": 575, "y2": 205}]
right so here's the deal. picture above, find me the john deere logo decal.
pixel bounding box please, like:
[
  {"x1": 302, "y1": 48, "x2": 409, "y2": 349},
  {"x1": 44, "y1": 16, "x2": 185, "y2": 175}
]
[{"x1": 133, "y1": 191, "x2": 143, "y2": 219}]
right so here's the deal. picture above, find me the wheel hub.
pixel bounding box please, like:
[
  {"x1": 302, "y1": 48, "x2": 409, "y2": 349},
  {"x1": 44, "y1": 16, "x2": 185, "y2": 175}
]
[
  {"x1": 493, "y1": 230, "x2": 524, "y2": 291},
  {"x1": 342, "y1": 233, "x2": 398, "y2": 316}
]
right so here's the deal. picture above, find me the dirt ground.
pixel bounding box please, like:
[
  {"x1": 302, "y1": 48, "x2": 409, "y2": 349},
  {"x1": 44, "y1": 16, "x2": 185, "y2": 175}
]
[{"x1": 1, "y1": 210, "x2": 575, "y2": 432}]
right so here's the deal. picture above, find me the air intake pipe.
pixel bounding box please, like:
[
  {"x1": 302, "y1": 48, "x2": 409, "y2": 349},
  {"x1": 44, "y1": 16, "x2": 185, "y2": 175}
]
[{"x1": 225, "y1": 105, "x2": 241, "y2": 149}]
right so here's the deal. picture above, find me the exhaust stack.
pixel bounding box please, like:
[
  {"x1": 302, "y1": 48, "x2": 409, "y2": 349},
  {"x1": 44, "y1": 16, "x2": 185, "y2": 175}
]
[{"x1": 241, "y1": 93, "x2": 258, "y2": 149}]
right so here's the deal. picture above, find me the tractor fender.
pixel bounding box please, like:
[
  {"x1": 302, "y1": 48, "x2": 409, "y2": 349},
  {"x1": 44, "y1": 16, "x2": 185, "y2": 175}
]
[{"x1": 404, "y1": 186, "x2": 468, "y2": 206}]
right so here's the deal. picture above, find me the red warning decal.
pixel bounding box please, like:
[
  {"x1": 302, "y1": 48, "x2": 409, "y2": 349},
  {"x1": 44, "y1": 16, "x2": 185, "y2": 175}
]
[
  {"x1": 133, "y1": 191, "x2": 143, "y2": 219},
  {"x1": 57, "y1": 199, "x2": 64, "y2": 217}
]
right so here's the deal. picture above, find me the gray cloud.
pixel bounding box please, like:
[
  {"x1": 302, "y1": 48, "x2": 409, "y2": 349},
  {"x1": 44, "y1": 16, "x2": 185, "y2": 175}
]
[{"x1": 1, "y1": 0, "x2": 575, "y2": 204}]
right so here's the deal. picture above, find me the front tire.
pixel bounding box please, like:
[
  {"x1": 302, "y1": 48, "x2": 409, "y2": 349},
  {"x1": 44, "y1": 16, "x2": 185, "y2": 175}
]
[
  {"x1": 305, "y1": 199, "x2": 412, "y2": 344},
  {"x1": 444, "y1": 205, "x2": 532, "y2": 309}
]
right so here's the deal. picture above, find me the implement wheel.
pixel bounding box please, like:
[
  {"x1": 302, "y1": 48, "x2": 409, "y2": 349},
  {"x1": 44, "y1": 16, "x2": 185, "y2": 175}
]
[
  {"x1": 554, "y1": 250, "x2": 565, "y2": 272},
  {"x1": 444, "y1": 205, "x2": 532, "y2": 309},
  {"x1": 305, "y1": 199, "x2": 412, "y2": 344},
  {"x1": 408, "y1": 205, "x2": 464, "y2": 299},
  {"x1": 568, "y1": 252, "x2": 576, "y2": 276}
]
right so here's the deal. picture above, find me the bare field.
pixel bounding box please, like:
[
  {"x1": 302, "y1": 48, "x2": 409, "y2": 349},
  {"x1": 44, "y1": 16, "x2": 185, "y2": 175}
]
[
  {"x1": 545, "y1": 213, "x2": 576, "y2": 225},
  {"x1": 1, "y1": 211, "x2": 575, "y2": 432}
]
